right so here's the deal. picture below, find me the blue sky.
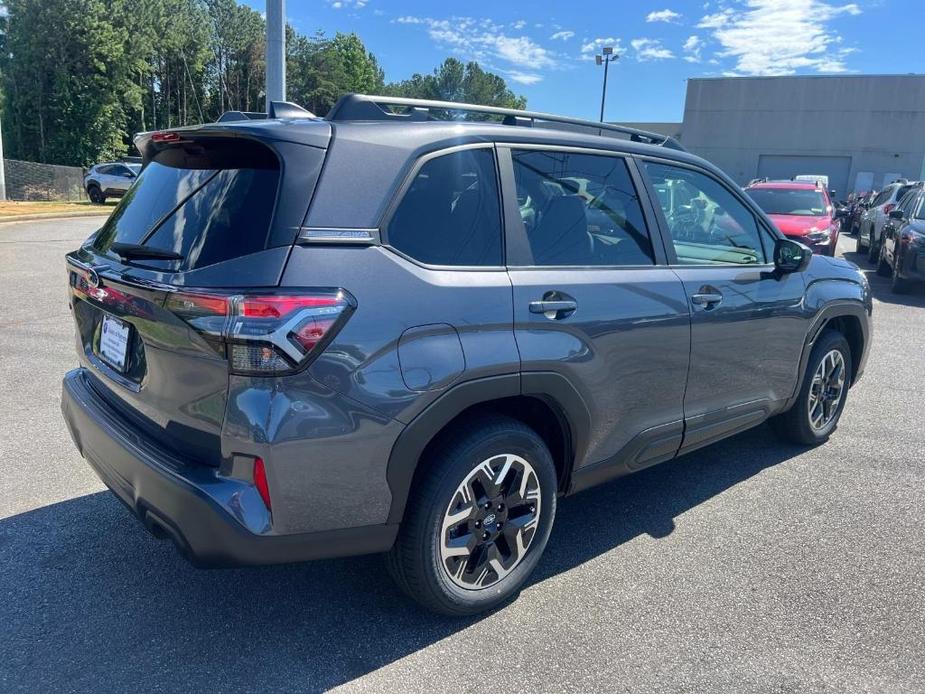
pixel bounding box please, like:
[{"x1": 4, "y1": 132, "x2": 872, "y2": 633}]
[{"x1": 245, "y1": 0, "x2": 925, "y2": 122}]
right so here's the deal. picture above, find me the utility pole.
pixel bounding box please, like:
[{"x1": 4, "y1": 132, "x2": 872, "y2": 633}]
[
  {"x1": 595, "y1": 47, "x2": 619, "y2": 123},
  {"x1": 0, "y1": 111, "x2": 6, "y2": 201},
  {"x1": 265, "y1": 0, "x2": 286, "y2": 112}
]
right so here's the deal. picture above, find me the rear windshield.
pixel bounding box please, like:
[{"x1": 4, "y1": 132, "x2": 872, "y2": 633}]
[
  {"x1": 747, "y1": 188, "x2": 827, "y2": 216},
  {"x1": 93, "y1": 139, "x2": 280, "y2": 271}
]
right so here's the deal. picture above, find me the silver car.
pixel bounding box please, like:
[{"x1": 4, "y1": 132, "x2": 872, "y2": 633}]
[{"x1": 84, "y1": 162, "x2": 141, "y2": 204}]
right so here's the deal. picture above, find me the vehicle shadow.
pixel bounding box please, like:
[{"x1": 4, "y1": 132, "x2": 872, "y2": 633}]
[
  {"x1": 1, "y1": 425, "x2": 803, "y2": 692},
  {"x1": 840, "y1": 248, "x2": 925, "y2": 307}
]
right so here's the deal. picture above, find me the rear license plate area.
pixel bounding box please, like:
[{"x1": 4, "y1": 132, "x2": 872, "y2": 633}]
[{"x1": 98, "y1": 314, "x2": 131, "y2": 373}]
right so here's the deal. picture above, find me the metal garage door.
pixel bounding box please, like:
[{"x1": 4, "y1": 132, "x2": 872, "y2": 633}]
[{"x1": 756, "y1": 155, "x2": 853, "y2": 200}]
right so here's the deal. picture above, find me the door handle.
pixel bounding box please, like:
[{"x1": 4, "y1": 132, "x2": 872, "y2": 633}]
[
  {"x1": 690, "y1": 292, "x2": 723, "y2": 308},
  {"x1": 529, "y1": 299, "x2": 577, "y2": 319}
]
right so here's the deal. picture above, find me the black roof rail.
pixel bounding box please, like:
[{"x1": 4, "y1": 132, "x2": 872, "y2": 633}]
[
  {"x1": 326, "y1": 94, "x2": 685, "y2": 151},
  {"x1": 217, "y1": 101, "x2": 317, "y2": 123}
]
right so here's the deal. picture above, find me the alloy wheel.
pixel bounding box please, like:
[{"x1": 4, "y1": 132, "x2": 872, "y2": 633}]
[
  {"x1": 807, "y1": 349, "x2": 847, "y2": 432},
  {"x1": 439, "y1": 453, "x2": 541, "y2": 590}
]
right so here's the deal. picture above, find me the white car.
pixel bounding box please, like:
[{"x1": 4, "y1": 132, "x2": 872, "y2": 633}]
[
  {"x1": 856, "y1": 181, "x2": 922, "y2": 261},
  {"x1": 84, "y1": 162, "x2": 141, "y2": 204}
]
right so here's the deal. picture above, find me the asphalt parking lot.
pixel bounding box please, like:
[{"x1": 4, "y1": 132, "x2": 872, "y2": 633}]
[{"x1": 1, "y1": 218, "x2": 923, "y2": 693}]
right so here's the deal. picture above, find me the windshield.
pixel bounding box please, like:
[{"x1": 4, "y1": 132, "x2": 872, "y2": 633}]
[
  {"x1": 747, "y1": 188, "x2": 827, "y2": 216},
  {"x1": 127, "y1": 164, "x2": 141, "y2": 175}
]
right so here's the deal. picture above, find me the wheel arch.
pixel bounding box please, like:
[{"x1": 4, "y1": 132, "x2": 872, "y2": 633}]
[
  {"x1": 788, "y1": 301, "x2": 870, "y2": 410},
  {"x1": 384, "y1": 373, "x2": 591, "y2": 525}
]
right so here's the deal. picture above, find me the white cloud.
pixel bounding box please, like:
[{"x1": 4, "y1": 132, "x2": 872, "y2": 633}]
[
  {"x1": 698, "y1": 0, "x2": 862, "y2": 75},
  {"x1": 507, "y1": 71, "x2": 544, "y2": 85},
  {"x1": 512, "y1": 19, "x2": 527, "y2": 30},
  {"x1": 328, "y1": 0, "x2": 367, "y2": 8},
  {"x1": 697, "y1": 9, "x2": 734, "y2": 28},
  {"x1": 683, "y1": 35, "x2": 703, "y2": 62},
  {"x1": 550, "y1": 30, "x2": 575, "y2": 41},
  {"x1": 396, "y1": 16, "x2": 559, "y2": 83},
  {"x1": 631, "y1": 38, "x2": 675, "y2": 61},
  {"x1": 646, "y1": 9, "x2": 682, "y2": 23},
  {"x1": 580, "y1": 37, "x2": 624, "y2": 60}
]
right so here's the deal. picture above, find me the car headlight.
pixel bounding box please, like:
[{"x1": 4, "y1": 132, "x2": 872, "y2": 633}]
[{"x1": 806, "y1": 227, "x2": 832, "y2": 243}]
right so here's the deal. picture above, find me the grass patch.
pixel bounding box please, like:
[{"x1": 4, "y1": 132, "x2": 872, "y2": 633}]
[{"x1": 0, "y1": 200, "x2": 116, "y2": 218}]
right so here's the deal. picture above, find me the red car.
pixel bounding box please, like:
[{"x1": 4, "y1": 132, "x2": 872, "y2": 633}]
[{"x1": 745, "y1": 181, "x2": 842, "y2": 255}]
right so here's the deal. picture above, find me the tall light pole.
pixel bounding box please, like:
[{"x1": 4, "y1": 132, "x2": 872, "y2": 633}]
[
  {"x1": 595, "y1": 47, "x2": 618, "y2": 123},
  {"x1": 265, "y1": 0, "x2": 286, "y2": 111}
]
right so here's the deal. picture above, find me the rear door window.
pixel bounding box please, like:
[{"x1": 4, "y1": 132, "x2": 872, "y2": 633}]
[
  {"x1": 386, "y1": 148, "x2": 503, "y2": 266},
  {"x1": 93, "y1": 140, "x2": 280, "y2": 272},
  {"x1": 510, "y1": 149, "x2": 654, "y2": 266}
]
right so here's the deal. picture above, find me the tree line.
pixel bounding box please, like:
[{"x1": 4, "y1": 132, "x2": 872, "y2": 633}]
[{"x1": 0, "y1": 0, "x2": 527, "y2": 167}]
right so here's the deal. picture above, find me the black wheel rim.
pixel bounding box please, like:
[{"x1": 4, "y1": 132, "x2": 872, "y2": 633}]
[{"x1": 439, "y1": 454, "x2": 541, "y2": 591}]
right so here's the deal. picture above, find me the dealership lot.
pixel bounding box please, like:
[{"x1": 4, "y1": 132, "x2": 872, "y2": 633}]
[{"x1": 1, "y1": 218, "x2": 924, "y2": 692}]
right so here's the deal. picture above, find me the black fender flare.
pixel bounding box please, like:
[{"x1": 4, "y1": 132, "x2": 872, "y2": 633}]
[
  {"x1": 785, "y1": 300, "x2": 870, "y2": 410},
  {"x1": 384, "y1": 372, "x2": 591, "y2": 524}
]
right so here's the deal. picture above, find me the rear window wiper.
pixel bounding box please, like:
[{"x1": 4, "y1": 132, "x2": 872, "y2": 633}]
[{"x1": 109, "y1": 242, "x2": 184, "y2": 262}]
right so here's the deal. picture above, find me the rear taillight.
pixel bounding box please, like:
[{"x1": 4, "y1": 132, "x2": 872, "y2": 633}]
[
  {"x1": 165, "y1": 289, "x2": 354, "y2": 375},
  {"x1": 253, "y1": 457, "x2": 271, "y2": 510}
]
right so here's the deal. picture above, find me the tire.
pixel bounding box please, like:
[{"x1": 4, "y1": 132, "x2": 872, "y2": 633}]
[
  {"x1": 87, "y1": 185, "x2": 106, "y2": 204},
  {"x1": 770, "y1": 330, "x2": 852, "y2": 445},
  {"x1": 876, "y1": 244, "x2": 892, "y2": 277},
  {"x1": 891, "y1": 254, "x2": 910, "y2": 294},
  {"x1": 867, "y1": 228, "x2": 879, "y2": 263},
  {"x1": 855, "y1": 225, "x2": 866, "y2": 253},
  {"x1": 386, "y1": 415, "x2": 557, "y2": 616}
]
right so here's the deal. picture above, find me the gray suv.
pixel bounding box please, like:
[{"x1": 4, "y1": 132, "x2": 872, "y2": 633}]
[{"x1": 61, "y1": 95, "x2": 872, "y2": 615}]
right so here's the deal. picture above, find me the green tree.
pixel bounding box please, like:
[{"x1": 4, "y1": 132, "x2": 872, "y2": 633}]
[{"x1": 385, "y1": 58, "x2": 526, "y2": 112}]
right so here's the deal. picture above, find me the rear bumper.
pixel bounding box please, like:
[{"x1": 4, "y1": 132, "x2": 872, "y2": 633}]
[{"x1": 61, "y1": 368, "x2": 397, "y2": 567}]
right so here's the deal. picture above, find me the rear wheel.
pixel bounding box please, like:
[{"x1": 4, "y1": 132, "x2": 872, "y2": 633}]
[
  {"x1": 87, "y1": 185, "x2": 105, "y2": 204},
  {"x1": 770, "y1": 330, "x2": 851, "y2": 445},
  {"x1": 867, "y1": 229, "x2": 879, "y2": 263},
  {"x1": 891, "y1": 253, "x2": 911, "y2": 294},
  {"x1": 386, "y1": 416, "x2": 557, "y2": 615},
  {"x1": 876, "y1": 244, "x2": 892, "y2": 277}
]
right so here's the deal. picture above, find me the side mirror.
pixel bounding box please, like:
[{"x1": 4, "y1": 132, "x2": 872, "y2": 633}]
[
  {"x1": 889, "y1": 209, "x2": 904, "y2": 220},
  {"x1": 774, "y1": 238, "x2": 812, "y2": 274}
]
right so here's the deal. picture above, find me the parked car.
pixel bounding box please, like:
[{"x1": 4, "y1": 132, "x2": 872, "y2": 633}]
[
  {"x1": 61, "y1": 95, "x2": 872, "y2": 616},
  {"x1": 856, "y1": 181, "x2": 922, "y2": 262},
  {"x1": 875, "y1": 186, "x2": 925, "y2": 293},
  {"x1": 744, "y1": 180, "x2": 843, "y2": 255},
  {"x1": 84, "y1": 162, "x2": 141, "y2": 204},
  {"x1": 845, "y1": 190, "x2": 876, "y2": 237}
]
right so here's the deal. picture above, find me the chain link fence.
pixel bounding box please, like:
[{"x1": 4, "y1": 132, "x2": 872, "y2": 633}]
[{"x1": 3, "y1": 159, "x2": 87, "y2": 202}]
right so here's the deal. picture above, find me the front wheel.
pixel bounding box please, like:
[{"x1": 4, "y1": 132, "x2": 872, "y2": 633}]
[
  {"x1": 770, "y1": 330, "x2": 851, "y2": 445},
  {"x1": 855, "y1": 224, "x2": 867, "y2": 252},
  {"x1": 386, "y1": 416, "x2": 557, "y2": 615},
  {"x1": 87, "y1": 185, "x2": 106, "y2": 204}
]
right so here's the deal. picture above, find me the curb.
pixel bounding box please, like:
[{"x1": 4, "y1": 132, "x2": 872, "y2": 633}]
[{"x1": 0, "y1": 210, "x2": 112, "y2": 224}]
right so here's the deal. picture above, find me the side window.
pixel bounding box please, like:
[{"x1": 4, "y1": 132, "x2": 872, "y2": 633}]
[
  {"x1": 387, "y1": 148, "x2": 502, "y2": 267},
  {"x1": 645, "y1": 162, "x2": 767, "y2": 265},
  {"x1": 510, "y1": 149, "x2": 654, "y2": 266},
  {"x1": 914, "y1": 193, "x2": 925, "y2": 220},
  {"x1": 96, "y1": 165, "x2": 113, "y2": 175},
  {"x1": 898, "y1": 190, "x2": 918, "y2": 214}
]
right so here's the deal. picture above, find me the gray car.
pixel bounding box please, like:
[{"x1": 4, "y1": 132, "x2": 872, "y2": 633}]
[
  {"x1": 84, "y1": 162, "x2": 141, "y2": 204},
  {"x1": 61, "y1": 95, "x2": 872, "y2": 615}
]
